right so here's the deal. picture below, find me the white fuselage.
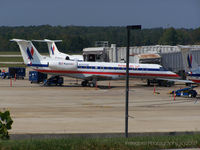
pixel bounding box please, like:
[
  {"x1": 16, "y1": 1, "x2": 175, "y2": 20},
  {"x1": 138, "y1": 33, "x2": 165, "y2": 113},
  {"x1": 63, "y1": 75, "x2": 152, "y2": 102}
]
[
  {"x1": 187, "y1": 70, "x2": 200, "y2": 84},
  {"x1": 51, "y1": 52, "x2": 83, "y2": 61},
  {"x1": 29, "y1": 58, "x2": 179, "y2": 81}
]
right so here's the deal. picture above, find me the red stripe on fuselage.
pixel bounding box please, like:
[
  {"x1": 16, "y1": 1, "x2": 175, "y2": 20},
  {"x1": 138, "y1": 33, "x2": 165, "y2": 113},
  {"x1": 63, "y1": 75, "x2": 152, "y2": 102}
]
[
  {"x1": 190, "y1": 79, "x2": 200, "y2": 83},
  {"x1": 35, "y1": 69, "x2": 179, "y2": 78}
]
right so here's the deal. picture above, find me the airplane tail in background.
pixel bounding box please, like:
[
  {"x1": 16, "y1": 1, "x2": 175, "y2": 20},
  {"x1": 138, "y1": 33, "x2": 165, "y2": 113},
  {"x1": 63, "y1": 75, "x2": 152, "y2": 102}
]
[
  {"x1": 180, "y1": 46, "x2": 199, "y2": 72},
  {"x1": 44, "y1": 39, "x2": 62, "y2": 57},
  {"x1": 32, "y1": 39, "x2": 83, "y2": 61},
  {"x1": 11, "y1": 39, "x2": 43, "y2": 65},
  {"x1": 33, "y1": 39, "x2": 66, "y2": 57}
]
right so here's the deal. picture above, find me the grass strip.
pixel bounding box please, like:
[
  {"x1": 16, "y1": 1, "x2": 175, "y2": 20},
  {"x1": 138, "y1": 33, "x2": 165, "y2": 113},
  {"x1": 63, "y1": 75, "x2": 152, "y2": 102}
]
[{"x1": 0, "y1": 134, "x2": 199, "y2": 150}]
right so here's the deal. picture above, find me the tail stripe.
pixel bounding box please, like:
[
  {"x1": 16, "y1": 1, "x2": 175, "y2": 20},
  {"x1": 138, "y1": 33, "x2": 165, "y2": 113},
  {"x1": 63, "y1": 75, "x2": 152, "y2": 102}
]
[
  {"x1": 187, "y1": 54, "x2": 192, "y2": 68},
  {"x1": 26, "y1": 47, "x2": 33, "y2": 60},
  {"x1": 51, "y1": 45, "x2": 55, "y2": 55},
  {"x1": 31, "y1": 47, "x2": 34, "y2": 56}
]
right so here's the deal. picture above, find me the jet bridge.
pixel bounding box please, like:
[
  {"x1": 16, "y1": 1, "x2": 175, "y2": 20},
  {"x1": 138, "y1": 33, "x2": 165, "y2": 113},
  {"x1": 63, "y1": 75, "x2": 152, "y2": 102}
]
[{"x1": 83, "y1": 47, "x2": 109, "y2": 62}]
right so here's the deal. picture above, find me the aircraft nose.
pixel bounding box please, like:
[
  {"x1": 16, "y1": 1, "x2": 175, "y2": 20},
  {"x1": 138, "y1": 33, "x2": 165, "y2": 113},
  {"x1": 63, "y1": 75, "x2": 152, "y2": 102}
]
[{"x1": 174, "y1": 73, "x2": 181, "y2": 78}]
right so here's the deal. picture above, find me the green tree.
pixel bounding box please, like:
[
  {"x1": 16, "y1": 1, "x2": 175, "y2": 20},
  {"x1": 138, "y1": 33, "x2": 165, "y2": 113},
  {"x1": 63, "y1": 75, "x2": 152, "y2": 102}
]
[
  {"x1": 159, "y1": 27, "x2": 179, "y2": 45},
  {"x1": 0, "y1": 26, "x2": 199, "y2": 52},
  {"x1": 0, "y1": 110, "x2": 13, "y2": 140},
  {"x1": 191, "y1": 27, "x2": 200, "y2": 44}
]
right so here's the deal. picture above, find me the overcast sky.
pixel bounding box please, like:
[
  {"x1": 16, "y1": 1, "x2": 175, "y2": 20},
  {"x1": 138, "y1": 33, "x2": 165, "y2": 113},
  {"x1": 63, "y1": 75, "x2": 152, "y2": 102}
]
[{"x1": 0, "y1": 0, "x2": 199, "y2": 28}]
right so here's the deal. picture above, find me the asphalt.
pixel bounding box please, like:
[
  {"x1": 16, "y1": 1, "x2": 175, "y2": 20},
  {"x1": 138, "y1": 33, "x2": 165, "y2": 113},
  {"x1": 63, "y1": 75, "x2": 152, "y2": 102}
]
[{"x1": 0, "y1": 75, "x2": 199, "y2": 135}]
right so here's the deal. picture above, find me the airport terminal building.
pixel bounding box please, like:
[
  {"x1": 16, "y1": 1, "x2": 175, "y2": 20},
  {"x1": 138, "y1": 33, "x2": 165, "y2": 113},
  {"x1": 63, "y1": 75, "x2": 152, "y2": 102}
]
[{"x1": 83, "y1": 44, "x2": 200, "y2": 73}]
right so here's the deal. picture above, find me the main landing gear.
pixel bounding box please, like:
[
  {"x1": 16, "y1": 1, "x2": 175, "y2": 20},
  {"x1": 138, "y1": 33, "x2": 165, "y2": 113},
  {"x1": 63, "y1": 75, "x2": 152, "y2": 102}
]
[{"x1": 81, "y1": 80, "x2": 96, "y2": 87}]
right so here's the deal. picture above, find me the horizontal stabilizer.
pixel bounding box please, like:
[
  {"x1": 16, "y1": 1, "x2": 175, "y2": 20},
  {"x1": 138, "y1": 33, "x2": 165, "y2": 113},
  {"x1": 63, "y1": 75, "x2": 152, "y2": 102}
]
[
  {"x1": 10, "y1": 39, "x2": 30, "y2": 42},
  {"x1": 32, "y1": 39, "x2": 62, "y2": 43}
]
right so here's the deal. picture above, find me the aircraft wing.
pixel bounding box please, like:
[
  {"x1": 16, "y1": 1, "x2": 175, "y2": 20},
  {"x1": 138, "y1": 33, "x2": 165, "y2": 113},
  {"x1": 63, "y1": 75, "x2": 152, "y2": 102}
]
[
  {"x1": 84, "y1": 75, "x2": 113, "y2": 81},
  {"x1": 156, "y1": 78, "x2": 194, "y2": 83}
]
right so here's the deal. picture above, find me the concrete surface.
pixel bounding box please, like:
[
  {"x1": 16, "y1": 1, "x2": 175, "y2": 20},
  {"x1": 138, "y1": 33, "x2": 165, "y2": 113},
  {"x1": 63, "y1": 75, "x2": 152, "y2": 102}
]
[{"x1": 0, "y1": 77, "x2": 200, "y2": 134}]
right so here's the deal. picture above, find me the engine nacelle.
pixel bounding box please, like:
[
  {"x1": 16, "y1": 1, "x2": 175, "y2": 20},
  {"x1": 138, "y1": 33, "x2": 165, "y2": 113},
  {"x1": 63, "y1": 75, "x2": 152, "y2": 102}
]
[{"x1": 49, "y1": 60, "x2": 78, "y2": 70}]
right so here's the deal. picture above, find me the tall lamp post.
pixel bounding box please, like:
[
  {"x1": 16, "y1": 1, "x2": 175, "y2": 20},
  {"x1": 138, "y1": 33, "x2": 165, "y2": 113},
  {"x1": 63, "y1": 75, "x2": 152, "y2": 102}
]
[{"x1": 125, "y1": 25, "x2": 141, "y2": 138}]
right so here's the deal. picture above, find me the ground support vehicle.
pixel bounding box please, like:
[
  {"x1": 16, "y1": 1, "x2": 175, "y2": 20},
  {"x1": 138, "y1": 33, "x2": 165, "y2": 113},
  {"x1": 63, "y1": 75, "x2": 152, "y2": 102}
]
[
  {"x1": 43, "y1": 76, "x2": 64, "y2": 86},
  {"x1": 170, "y1": 86, "x2": 197, "y2": 98},
  {"x1": 0, "y1": 67, "x2": 25, "y2": 79},
  {"x1": 29, "y1": 71, "x2": 47, "y2": 83}
]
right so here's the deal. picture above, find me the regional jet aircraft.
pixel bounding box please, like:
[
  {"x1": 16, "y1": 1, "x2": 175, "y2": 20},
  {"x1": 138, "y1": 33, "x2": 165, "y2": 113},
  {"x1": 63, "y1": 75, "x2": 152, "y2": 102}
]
[
  {"x1": 12, "y1": 39, "x2": 180, "y2": 87},
  {"x1": 33, "y1": 39, "x2": 83, "y2": 61}
]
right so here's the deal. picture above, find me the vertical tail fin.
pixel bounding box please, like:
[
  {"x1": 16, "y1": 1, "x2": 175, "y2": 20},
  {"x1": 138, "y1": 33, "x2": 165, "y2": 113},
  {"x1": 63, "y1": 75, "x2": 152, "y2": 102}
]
[
  {"x1": 43, "y1": 39, "x2": 62, "y2": 57},
  {"x1": 32, "y1": 39, "x2": 66, "y2": 58},
  {"x1": 179, "y1": 45, "x2": 198, "y2": 72},
  {"x1": 11, "y1": 39, "x2": 43, "y2": 65}
]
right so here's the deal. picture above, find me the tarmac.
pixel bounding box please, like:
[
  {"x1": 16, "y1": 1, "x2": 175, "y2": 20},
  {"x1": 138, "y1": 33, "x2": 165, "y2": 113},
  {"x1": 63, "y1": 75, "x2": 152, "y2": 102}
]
[{"x1": 0, "y1": 75, "x2": 200, "y2": 134}]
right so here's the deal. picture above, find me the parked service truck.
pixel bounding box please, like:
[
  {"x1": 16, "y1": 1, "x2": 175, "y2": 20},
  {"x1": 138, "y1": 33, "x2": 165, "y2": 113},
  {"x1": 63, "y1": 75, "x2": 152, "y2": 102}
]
[
  {"x1": 0, "y1": 67, "x2": 26, "y2": 79},
  {"x1": 29, "y1": 71, "x2": 47, "y2": 83}
]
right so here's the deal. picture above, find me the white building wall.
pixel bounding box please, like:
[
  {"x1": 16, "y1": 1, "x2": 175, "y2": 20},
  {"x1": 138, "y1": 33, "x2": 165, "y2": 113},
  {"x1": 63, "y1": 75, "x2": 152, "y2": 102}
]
[{"x1": 109, "y1": 45, "x2": 200, "y2": 72}]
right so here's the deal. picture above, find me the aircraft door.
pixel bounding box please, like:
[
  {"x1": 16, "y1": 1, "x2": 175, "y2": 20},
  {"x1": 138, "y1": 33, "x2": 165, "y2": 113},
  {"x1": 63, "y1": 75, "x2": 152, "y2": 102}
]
[{"x1": 88, "y1": 54, "x2": 96, "y2": 62}]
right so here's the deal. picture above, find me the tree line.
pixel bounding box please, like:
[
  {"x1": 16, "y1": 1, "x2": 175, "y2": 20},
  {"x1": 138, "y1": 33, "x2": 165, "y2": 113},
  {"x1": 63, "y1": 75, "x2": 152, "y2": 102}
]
[{"x1": 0, "y1": 25, "x2": 199, "y2": 53}]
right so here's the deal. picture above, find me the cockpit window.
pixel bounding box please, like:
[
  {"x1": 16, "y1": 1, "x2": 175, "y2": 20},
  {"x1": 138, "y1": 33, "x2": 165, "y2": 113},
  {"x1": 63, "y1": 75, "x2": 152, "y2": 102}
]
[
  {"x1": 66, "y1": 56, "x2": 70, "y2": 60},
  {"x1": 160, "y1": 67, "x2": 167, "y2": 71}
]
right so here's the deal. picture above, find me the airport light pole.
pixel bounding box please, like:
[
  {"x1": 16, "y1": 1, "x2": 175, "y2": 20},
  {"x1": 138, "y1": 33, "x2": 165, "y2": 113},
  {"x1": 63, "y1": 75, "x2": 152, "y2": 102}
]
[{"x1": 125, "y1": 25, "x2": 141, "y2": 138}]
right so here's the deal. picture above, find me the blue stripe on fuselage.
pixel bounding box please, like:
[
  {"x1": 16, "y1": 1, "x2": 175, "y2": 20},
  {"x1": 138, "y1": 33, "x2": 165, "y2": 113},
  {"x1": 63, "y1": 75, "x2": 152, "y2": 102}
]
[
  {"x1": 188, "y1": 74, "x2": 200, "y2": 77},
  {"x1": 27, "y1": 64, "x2": 165, "y2": 71},
  {"x1": 27, "y1": 64, "x2": 49, "y2": 67},
  {"x1": 77, "y1": 65, "x2": 162, "y2": 71}
]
